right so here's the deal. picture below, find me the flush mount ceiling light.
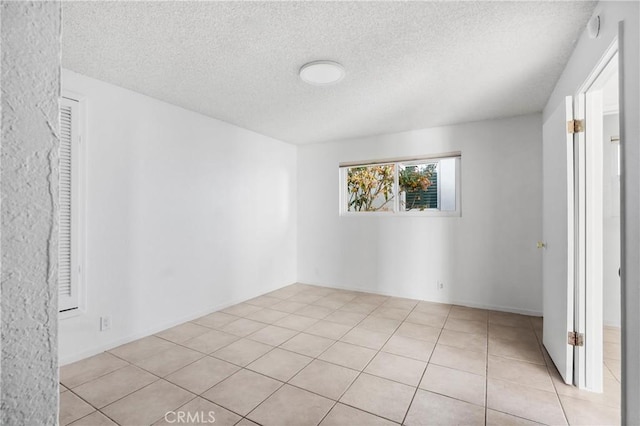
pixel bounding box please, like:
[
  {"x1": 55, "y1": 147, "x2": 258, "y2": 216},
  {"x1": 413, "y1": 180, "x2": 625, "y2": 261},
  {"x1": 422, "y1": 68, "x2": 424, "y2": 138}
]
[{"x1": 299, "y1": 61, "x2": 345, "y2": 85}]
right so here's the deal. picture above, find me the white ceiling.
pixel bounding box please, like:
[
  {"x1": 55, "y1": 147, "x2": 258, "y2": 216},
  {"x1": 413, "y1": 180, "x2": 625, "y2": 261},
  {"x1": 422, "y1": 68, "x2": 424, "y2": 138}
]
[{"x1": 62, "y1": 1, "x2": 596, "y2": 145}]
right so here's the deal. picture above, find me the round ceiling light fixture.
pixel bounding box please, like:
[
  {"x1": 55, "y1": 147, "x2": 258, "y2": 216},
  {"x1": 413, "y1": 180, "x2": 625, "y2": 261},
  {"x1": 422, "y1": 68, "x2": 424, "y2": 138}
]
[{"x1": 299, "y1": 60, "x2": 345, "y2": 85}]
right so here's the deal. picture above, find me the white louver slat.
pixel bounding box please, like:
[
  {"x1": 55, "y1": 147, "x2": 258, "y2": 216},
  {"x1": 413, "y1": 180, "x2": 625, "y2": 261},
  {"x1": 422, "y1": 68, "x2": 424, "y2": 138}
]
[{"x1": 59, "y1": 96, "x2": 80, "y2": 312}]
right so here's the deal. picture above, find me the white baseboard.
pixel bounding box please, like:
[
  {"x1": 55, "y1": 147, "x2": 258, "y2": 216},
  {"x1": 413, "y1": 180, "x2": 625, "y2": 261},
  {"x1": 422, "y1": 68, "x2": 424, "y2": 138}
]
[
  {"x1": 59, "y1": 281, "x2": 293, "y2": 366},
  {"x1": 298, "y1": 281, "x2": 543, "y2": 317}
]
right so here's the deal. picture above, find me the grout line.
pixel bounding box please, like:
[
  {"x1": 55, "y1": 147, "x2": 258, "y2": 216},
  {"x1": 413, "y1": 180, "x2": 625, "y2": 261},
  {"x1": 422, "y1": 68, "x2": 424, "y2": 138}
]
[
  {"x1": 62, "y1": 285, "x2": 555, "y2": 426},
  {"x1": 400, "y1": 303, "x2": 451, "y2": 425}
]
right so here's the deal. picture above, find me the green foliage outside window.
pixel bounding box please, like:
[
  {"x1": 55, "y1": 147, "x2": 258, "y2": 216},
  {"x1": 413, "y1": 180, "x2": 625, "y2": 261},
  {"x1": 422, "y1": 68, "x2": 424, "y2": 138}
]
[{"x1": 399, "y1": 164, "x2": 436, "y2": 211}]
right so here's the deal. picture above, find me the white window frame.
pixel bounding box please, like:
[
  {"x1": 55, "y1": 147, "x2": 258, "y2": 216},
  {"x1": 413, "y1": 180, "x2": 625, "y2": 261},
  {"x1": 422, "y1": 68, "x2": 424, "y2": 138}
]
[
  {"x1": 339, "y1": 153, "x2": 461, "y2": 217},
  {"x1": 59, "y1": 91, "x2": 87, "y2": 319}
]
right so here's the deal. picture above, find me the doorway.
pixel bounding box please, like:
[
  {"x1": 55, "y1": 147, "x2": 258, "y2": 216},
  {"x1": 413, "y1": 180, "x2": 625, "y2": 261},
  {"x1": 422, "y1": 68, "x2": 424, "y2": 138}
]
[{"x1": 573, "y1": 44, "x2": 621, "y2": 393}]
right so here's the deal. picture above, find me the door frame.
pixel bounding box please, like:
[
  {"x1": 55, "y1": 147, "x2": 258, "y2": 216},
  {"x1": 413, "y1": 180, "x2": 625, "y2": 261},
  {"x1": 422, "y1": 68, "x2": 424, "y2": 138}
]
[{"x1": 573, "y1": 39, "x2": 619, "y2": 392}]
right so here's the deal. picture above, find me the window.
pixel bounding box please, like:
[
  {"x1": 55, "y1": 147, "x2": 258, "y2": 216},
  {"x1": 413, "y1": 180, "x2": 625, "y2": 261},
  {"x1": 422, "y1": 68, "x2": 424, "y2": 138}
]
[
  {"x1": 59, "y1": 93, "x2": 85, "y2": 314},
  {"x1": 340, "y1": 154, "x2": 460, "y2": 216}
]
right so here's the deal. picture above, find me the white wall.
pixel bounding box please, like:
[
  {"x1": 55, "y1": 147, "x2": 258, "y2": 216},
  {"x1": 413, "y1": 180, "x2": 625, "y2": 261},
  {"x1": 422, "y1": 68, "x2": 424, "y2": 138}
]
[
  {"x1": 298, "y1": 114, "x2": 543, "y2": 315},
  {"x1": 542, "y1": 1, "x2": 639, "y2": 422},
  {"x1": 603, "y1": 113, "x2": 621, "y2": 327},
  {"x1": 1, "y1": 3, "x2": 60, "y2": 423},
  {"x1": 59, "y1": 70, "x2": 297, "y2": 364}
]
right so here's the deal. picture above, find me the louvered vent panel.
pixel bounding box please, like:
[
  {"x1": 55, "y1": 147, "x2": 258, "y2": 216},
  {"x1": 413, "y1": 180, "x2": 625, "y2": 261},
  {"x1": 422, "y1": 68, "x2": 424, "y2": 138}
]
[{"x1": 59, "y1": 104, "x2": 73, "y2": 299}]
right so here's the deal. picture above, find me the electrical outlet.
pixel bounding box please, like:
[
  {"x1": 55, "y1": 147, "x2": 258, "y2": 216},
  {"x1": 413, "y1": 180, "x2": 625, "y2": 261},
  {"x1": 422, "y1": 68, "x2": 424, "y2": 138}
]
[{"x1": 100, "y1": 316, "x2": 112, "y2": 331}]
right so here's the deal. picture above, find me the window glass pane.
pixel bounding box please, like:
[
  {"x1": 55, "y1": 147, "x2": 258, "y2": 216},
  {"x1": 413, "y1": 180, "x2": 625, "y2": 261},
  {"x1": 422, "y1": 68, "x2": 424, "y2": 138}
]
[
  {"x1": 439, "y1": 157, "x2": 457, "y2": 212},
  {"x1": 399, "y1": 162, "x2": 438, "y2": 211},
  {"x1": 346, "y1": 164, "x2": 395, "y2": 212}
]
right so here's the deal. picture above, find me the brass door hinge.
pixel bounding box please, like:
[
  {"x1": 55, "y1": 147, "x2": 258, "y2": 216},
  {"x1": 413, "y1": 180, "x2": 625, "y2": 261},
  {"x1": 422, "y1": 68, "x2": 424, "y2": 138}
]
[
  {"x1": 568, "y1": 331, "x2": 584, "y2": 346},
  {"x1": 567, "y1": 119, "x2": 585, "y2": 134}
]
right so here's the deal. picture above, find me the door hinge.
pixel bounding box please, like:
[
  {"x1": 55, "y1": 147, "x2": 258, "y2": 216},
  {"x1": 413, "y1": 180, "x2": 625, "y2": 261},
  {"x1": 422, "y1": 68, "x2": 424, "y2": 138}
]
[
  {"x1": 568, "y1": 331, "x2": 584, "y2": 346},
  {"x1": 567, "y1": 119, "x2": 585, "y2": 134}
]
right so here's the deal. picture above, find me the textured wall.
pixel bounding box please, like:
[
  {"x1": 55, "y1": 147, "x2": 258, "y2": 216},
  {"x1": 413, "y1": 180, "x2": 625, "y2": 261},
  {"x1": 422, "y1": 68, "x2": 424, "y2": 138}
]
[{"x1": 1, "y1": 2, "x2": 60, "y2": 424}]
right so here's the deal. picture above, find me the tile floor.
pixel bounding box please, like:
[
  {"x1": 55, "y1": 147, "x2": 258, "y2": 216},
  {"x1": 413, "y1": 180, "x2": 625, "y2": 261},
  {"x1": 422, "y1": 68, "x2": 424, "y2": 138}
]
[{"x1": 60, "y1": 284, "x2": 621, "y2": 425}]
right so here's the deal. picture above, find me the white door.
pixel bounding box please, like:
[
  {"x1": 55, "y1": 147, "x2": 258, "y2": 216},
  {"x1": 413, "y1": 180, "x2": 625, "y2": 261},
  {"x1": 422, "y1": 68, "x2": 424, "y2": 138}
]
[{"x1": 542, "y1": 96, "x2": 575, "y2": 384}]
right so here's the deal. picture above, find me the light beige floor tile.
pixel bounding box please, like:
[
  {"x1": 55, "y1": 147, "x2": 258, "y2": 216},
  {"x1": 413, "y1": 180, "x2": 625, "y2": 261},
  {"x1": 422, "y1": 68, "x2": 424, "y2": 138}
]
[
  {"x1": 444, "y1": 318, "x2": 488, "y2": 335},
  {"x1": 488, "y1": 355, "x2": 554, "y2": 392},
  {"x1": 235, "y1": 419, "x2": 260, "y2": 426},
  {"x1": 202, "y1": 369, "x2": 282, "y2": 416},
  {"x1": 166, "y1": 356, "x2": 239, "y2": 394},
  {"x1": 305, "y1": 321, "x2": 352, "y2": 340},
  {"x1": 430, "y1": 344, "x2": 487, "y2": 376},
  {"x1": 339, "y1": 373, "x2": 415, "y2": 423},
  {"x1": 559, "y1": 394, "x2": 620, "y2": 425},
  {"x1": 603, "y1": 326, "x2": 621, "y2": 344},
  {"x1": 318, "y1": 342, "x2": 377, "y2": 371},
  {"x1": 248, "y1": 384, "x2": 334, "y2": 426},
  {"x1": 60, "y1": 384, "x2": 68, "y2": 394},
  {"x1": 68, "y1": 411, "x2": 116, "y2": 426},
  {"x1": 381, "y1": 335, "x2": 435, "y2": 362},
  {"x1": 604, "y1": 357, "x2": 622, "y2": 382},
  {"x1": 405, "y1": 311, "x2": 447, "y2": 328},
  {"x1": 489, "y1": 312, "x2": 534, "y2": 329},
  {"x1": 135, "y1": 345, "x2": 204, "y2": 377},
  {"x1": 357, "y1": 316, "x2": 401, "y2": 334},
  {"x1": 419, "y1": 364, "x2": 485, "y2": 406},
  {"x1": 404, "y1": 389, "x2": 485, "y2": 426},
  {"x1": 59, "y1": 391, "x2": 95, "y2": 426},
  {"x1": 414, "y1": 301, "x2": 452, "y2": 316},
  {"x1": 102, "y1": 380, "x2": 194, "y2": 425},
  {"x1": 280, "y1": 332, "x2": 335, "y2": 357},
  {"x1": 211, "y1": 338, "x2": 273, "y2": 367},
  {"x1": 487, "y1": 378, "x2": 567, "y2": 425},
  {"x1": 183, "y1": 329, "x2": 239, "y2": 354},
  {"x1": 287, "y1": 291, "x2": 324, "y2": 304},
  {"x1": 192, "y1": 312, "x2": 238, "y2": 329},
  {"x1": 222, "y1": 303, "x2": 263, "y2": 317},
  {"x1": 247, "y1": 325, "x2": 298, "y2": 346},
  {"x1": 320, "y1": 403, "x2": 397, "y2": 426},
  {"x1": 341, "y1": 327, "x2": 390, "y2": 350},
  {"x1": 109, "y1": 336, "x2": 178, "y2": 364},
  {"x1": 550, "y1": 365, "x2": 621, "y2": 408},
  {"x1": 271, "y1": 300, "x2": 308, "y2": 313},
  {"x1": 382, "y1": 297, "x2": 419, "y2": 310},
  {"x1": 324, "y1": 310, "x2": 367, "y2": 326},
  {"x1": 489, "y1": 323, "x2": 538, "y2": 343},
  {"x1": 370, "y1": 307, "x2": 411, "y2": 321},
  {"x1": 449, "y1": 305, "x2": 489, "y2": 322},
  {"x1": 394, "y1": 322, "x2": 441, "y2": 343},
  {"x1": 489, "y1": 336, "x2": 545, "y2": 365},
  {"x1": 73, "y1": 365, "x2": 157, "y2": 408},
  {"x1": 246, "y1": 308, "x2": 290, "y2": 324},
  {"x1": 438, "y1": 328, "x2": 487, "y2": 353},
  {"x1": 155, "y1": 322, "x2": 211, "y2": 343},
  {"x1": 247, "y1": 348, "x2": 312, "y2": 381},
  {"x1": 353, "y1": 294, "x2": 389, "y2": 305},
  {"x1": 60, "y1": 352, "x2": 129, "y2": 388},
  {"x1": 604, "y1": 342, "x2": 621, "y2": 360},
  {"x1": 245, "y1": 295, "x2": 282, "y2": 308},
  {"x1": 274, "y1": 314, "x2": 319, "y2": 331},
  {"x1": 290, "y1": 359, "x2": 359, "y2": 400},
  {"x1": 267, "y1": 286, "x2": 304, "y2": 299},
  {"x1": 365, "y1": 351, "x2": 426, "y2": 387},
  {"x1": 313, "y1": 297, "x2": 347, "y2": 310},
  {"x1": 296, "y1": 305, "x2": 334, "y2": 320},
  {"x1": 153, "y1": 396, "x2": 241, "y2": 426},
  {"x1": 339, "y1": 302, "x2": 378, "y2": 315},
  {"x1": 486, "y1": 409, "x2": 542, "y2": 425},
  {"x1": 221, "y1": 318, "x2": 267, "y2": 337}
]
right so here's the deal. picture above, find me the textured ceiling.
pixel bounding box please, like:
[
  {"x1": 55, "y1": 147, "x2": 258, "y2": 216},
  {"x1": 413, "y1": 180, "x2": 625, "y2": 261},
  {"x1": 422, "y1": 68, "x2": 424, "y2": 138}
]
[{"x1": 62, "y1": 1, "x2": 596, "y2": 144}]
